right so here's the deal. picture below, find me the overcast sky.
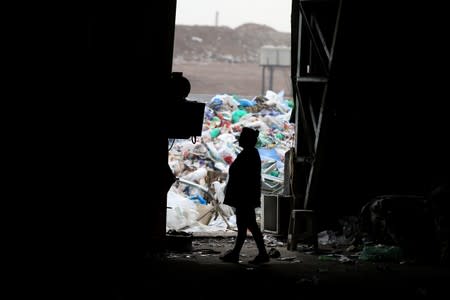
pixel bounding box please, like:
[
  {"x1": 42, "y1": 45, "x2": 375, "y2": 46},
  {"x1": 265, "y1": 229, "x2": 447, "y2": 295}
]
[{"x1": 175, "y1": 0, "x2": 292, "y2": 33}]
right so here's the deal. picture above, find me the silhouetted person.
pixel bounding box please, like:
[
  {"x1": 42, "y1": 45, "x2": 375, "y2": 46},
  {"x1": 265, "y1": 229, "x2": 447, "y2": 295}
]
[{"x1": 220, "y1": 127, "x2": 269, "y2": 264}]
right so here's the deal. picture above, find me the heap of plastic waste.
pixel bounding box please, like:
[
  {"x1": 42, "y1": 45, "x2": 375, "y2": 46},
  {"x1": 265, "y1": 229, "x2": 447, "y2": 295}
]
[{"x1": 167, "y1": 90, "x2": 295, "y2": 232}]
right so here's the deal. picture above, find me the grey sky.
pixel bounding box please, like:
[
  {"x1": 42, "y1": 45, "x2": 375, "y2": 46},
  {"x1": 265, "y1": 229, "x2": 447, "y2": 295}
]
[{"x1": 175, "y1": 0, "x2": 292, "y2": 33}]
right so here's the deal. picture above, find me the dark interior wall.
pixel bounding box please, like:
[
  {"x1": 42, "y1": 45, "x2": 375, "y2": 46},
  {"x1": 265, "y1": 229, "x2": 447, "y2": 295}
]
[
  {"x1": 311, "y1": 3, "x2": 450, "y2": 223},
  {"x1": 141, "y1": 1, "x2": 178, "y2": 252},
  {"x1": 83, "y1": 4, "x2": 179, "y2": 295},
  {"x1": 87, "y1": 2, "x2": 177, "y2": 256}
]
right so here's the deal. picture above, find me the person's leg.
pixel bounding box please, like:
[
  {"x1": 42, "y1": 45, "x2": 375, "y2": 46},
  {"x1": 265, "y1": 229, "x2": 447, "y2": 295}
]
[
  {"x1": 232, "y1": 209, "x2": 248, "y2": 254},
  {"x1": 246, "y1": 209, "x2": 268, "y2": 255},
  {"x1": 220, "y1": 208, "x2": 247, "y2": 262}
]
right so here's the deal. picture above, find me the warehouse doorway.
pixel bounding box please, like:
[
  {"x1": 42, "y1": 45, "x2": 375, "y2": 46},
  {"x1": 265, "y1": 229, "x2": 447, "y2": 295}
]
[{"x1": 166, "y1": 0, "x2": 295, "y2": 237}]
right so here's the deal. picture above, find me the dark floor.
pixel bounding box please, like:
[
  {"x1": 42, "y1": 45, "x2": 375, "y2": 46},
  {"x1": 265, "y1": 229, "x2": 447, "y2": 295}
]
[{"x1": 144, "y1": 234, "x2": 450, "y2": 299}]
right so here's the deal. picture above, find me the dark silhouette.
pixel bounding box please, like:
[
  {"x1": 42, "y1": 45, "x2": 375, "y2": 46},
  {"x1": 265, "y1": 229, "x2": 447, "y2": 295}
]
[{"x1": 220, "y1": 127, "x2": 270, "y2": 264}]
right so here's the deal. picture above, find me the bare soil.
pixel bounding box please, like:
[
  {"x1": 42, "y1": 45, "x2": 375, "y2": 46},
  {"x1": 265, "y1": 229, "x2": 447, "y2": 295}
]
[{"x1": 172, "y1": 62, "x2": 293, "y2": 98}]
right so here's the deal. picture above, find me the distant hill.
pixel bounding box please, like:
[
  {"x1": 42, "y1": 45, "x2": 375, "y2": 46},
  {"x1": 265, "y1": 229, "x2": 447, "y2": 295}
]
[{"x1": 173, "y1": 23, "x2": 291, "y2": 64}]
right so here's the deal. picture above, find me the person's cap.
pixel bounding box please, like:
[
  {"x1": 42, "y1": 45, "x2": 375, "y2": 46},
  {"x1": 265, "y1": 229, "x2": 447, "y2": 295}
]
[{"x1": 241, "y1": 127, "x2": 259, "y2": 138}]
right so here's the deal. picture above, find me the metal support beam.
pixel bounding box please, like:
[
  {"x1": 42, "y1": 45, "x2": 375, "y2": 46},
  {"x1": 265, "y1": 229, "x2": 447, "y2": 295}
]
[{"x1": 291, "y1": 0, "x2": 343, "y2": 210}]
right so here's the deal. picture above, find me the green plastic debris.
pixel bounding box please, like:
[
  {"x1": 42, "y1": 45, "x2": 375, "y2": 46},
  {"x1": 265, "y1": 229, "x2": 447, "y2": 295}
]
[
  {"x1": 286, "y1": 99, "x2": 294, "y2": 108},
  {"x1": 210, "y1": 128, "x2": 221, "y2": 138},
  {"x1": 275, "y1": 133, "x2": 285, "y2": 140},
  {"x1": 359, "y1": 245, "x2": 403, "y2": 262},
  {"x1": 232, "y1": 109, "x2": 247, "y2": 123},
  {"x1": 319, "y1": 254, "x2": 339, "y2": 261},
  {"x1": 210, "y1": 116, "x2": 221, "y2": 126},
  {"x1": 270, "y1": 170, "x2": 280, "y2": 177},
  {"x1": 257, "y1": 135, "x2": 273, "y2": 147}
]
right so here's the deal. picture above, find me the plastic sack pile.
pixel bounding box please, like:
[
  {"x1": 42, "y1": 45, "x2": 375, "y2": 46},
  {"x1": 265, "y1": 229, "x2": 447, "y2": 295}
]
[{"x1": 167, "y1": 90, "x2": 295, "y2": 233}]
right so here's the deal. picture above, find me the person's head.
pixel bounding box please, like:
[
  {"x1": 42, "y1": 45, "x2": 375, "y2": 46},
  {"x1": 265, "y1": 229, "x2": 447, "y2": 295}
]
[{"x1": 238, "y1": 127, "x2": 259, "y2": 148}]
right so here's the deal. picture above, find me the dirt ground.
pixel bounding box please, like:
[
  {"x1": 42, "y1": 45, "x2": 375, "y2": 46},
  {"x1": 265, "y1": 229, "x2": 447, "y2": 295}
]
[
  {"x1": 172, "y1": 62, "x2": 293, "y2": 98},
  {"x1": 145, "y1": 235, "x2": 450, "y2": 299}
]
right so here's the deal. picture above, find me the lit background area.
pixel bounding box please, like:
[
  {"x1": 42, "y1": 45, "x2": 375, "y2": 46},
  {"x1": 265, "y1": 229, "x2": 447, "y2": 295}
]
[{"x1": 175, "y1": 0, "x2": 292, "y2": 33}]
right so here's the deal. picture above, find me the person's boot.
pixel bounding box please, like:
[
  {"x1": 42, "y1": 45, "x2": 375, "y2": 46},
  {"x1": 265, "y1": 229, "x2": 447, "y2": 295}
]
[
  {"x1": 219, "y1": 250, "x2": 239, "y2": 263},
  {"x1": 248, "y1": 253, "x2": 270, "y2": 264}
]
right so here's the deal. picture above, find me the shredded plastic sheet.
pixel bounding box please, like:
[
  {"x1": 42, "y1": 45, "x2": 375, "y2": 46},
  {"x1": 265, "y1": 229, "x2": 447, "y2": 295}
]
[{"x1": 166, "y1": 190, "x2": 199, "y2": 231}]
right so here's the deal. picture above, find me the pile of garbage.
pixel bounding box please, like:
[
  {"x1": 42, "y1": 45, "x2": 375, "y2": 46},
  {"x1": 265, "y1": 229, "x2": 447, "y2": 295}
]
[{"x1": 167, "y1": 90, "x2": 295, "y2": 233}]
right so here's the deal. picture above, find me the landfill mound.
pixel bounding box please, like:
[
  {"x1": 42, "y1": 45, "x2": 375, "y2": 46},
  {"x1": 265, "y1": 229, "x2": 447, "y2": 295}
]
[
  {"x1": 173, "y1": 23, "x2": 290, "y2": 64},
  {"x1": 167, "y1": 90, "x2": 295, "y2": 233}
]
